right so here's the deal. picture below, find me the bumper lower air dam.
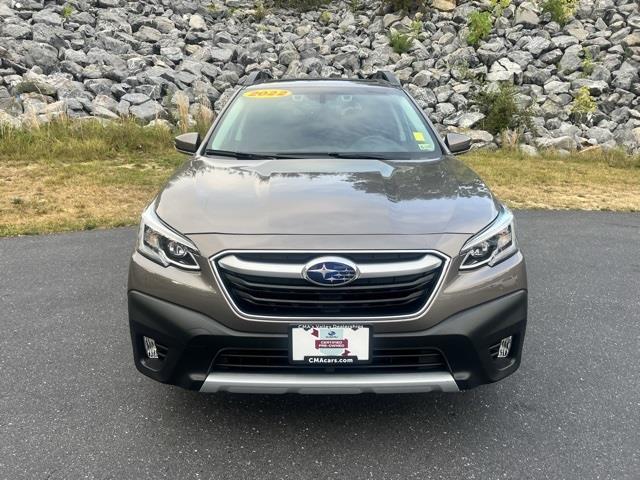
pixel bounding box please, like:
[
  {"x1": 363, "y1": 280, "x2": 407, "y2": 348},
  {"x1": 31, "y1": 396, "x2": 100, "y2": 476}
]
[{"x1": 199, "y1": 371, "x2": 460, "y2": 394}]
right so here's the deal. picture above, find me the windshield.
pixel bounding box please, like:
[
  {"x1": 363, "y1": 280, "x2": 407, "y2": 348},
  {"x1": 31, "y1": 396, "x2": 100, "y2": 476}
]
[{"x1": 207, "y1": 84, "x2": 442, "y2": 159}]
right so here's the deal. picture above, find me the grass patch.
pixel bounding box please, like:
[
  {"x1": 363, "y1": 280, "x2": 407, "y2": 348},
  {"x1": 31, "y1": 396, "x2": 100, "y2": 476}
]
[
  {"x1": 0, "y1": 117, "x2": 177, "y2": 164},
  {"x1": 463, "y1": 149, "x2": 640, "y2": 211},
  {"x1": 0, "y1": 119, "x2": 183, "y2": 237},
  {"x1": 1, "y1": 119, "x2": 639, "y2": 237}
]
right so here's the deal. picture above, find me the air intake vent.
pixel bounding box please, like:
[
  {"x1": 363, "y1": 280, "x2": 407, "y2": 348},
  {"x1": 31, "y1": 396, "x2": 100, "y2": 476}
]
[{"x1": 213, "y1": 347, "x2": 448, "y2": 374}]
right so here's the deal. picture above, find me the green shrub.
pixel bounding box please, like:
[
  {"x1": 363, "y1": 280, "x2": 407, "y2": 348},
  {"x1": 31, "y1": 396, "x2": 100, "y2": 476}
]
[
  {"x1": 490, "y1": 0, "x2": 511, "y2": 16},
  {"x1": 389, "y1": 31, "x2": 413, "y2": 54},
  {"x1": 582, "y1": 49, "x2": 595, "y2": 76},
  {"x1": 541, "y1": 0, "x2": 577, "y2": 26},
  {"x1": 319, "y1": 10, "x2": 332, "y2": 24},
  {"x1": 474, "y1": 83, "x2": 533, "y2": 135},
  {"x1": 410, "y1": 18, "x2": 423, "y2": 36},
  {"x1": 61, "y1": 3, "x2": 74, "y2": 20},
  {"x1": 467, "y1": 11, "x2": 492, "y2": 46},
  {"x1": 349, "y1": 0, "x2": 361, "y2": 12},
  {"x1": 450, "y1": 59, "x2": 475, "y2": 81},
  {"x1": 253, "y1": 0, "x2": 269, "y2": 21},
  {"x1": 571, "y1": 86, "x2": 597, "y2": 122}
]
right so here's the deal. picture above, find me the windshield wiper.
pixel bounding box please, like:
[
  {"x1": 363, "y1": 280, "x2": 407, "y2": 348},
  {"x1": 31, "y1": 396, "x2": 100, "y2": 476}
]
[
  {"x1": 205, "y1": 149, "x2": 392, "y2": 160},
  {"x1": 204, "y1": 149, "x2": 296, "y2": 160},
  {"x1": 269, "y1": 152, "x2": 393, "y2": 160},
  {"x1": 324, "y1": 152, "x2": 392, "y2": 160}
]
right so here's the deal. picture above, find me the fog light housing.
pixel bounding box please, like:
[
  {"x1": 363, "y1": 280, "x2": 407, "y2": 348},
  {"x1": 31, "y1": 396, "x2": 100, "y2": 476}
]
[
  {"x1": 497, "y1": 336, "x2": 513, "y2": 358},
  {"x1": 143, "y1": 336, "x2": 158, "y2": 359}
]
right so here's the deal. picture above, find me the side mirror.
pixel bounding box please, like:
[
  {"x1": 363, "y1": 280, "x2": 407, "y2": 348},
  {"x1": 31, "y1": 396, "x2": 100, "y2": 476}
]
[
  {"x1": 175, "y1": 132, "x2": 201, "y2": 154},
  {"x1": 445, "y1": 133, "x2": 472, "y2": 154}
]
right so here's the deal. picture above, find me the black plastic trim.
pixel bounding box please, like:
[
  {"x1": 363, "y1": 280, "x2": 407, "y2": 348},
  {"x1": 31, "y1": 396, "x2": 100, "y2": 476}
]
[{"x1": 128, "y1": 290, "x2": 527, "y2": 391}]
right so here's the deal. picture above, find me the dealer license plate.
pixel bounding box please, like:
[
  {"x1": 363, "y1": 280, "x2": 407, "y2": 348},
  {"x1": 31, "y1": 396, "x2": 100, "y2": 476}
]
[{"x1": 289, "y1": 325, "x2": 371, "y2": 365}]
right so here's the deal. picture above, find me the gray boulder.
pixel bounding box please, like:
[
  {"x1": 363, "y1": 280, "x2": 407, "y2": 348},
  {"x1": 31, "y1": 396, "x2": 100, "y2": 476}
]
[
  {"x1": 519, "y1": 144, "x2": 538, "y2": 156},
  {"x1": 129, "y1": 100, "x2": 167, "y2": 122},
  {"x1": 515, "y1": 2, "x2": 540, "y2": 27},
  {"x1": 558, "y1": 45, "x2": 582, "y2": 75},
  {"x1": 535, "y1": 135, "x2": 577, "y2": 150},
  {"x1": 121, "y1": 93, "x2": 152, "y2": 105},
  {"x1": 477, "y1": 39, "x2": 506, "y2": 65},
  {"x1": 523, "y1": 36, "x2": 552, "y2": 56},
  {"x1": 31, "y1": 9, "x2": 62, "y2": 27},
  {"x1": 2, "y1": 23, "x2": 32, "y2": 40},
  {"x1": 613, "y1": 61, "x2": 639, "y2": 90},
  {"x1": 0, "y1": 110, "x2": 22, "y2": 128},
  {"x1": 152, "y1": 17, "x2": 175, "y2": 34},
  {"x1": 135, "y1": 26, "x2": 162, "y2": 43},
  {"x1": 412, "y1": 70, "x2": 431, "y2": 87},
  {"x1": 544, "y1": 80, "x2": 571, "y2": 95},
  {"x1": 458, "y1": 112, "x2": 485, "y2": 129},
  {"x1": 92, "y1": 94, "x2": 119, "y2": 113},
  {"x1": 552, "y1": 35, "x2": 579, "y2": 50},
  {"x1": 585, "y1": 127, "x2": 614, "y2": 144},
  {"x1": 98, "y1": 0, "x2": 123, "y2": 6},
  {"x1": 487, "y1": 58, "x2": 522, "y2": 82},
  {"x1": 210, "y1": 47, "x2": 235, "y2": 63},
  {"x1": 22, "y1": 42, "x2": 60, "y2": 74},
  {"x1": 189, "y1": 15, "x2": 206, "y2": 31},
  {"x1": 570, "y1": 79, "x2": 608, "y2": 96}
]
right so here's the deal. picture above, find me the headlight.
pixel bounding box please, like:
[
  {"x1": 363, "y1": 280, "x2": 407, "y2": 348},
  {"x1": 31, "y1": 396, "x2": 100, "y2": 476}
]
[
  {"x1": 137, "y1": 204, "x2": 200, "y2": 270},
  {"x1": 459, "y1": 206, "x2": 517, "y2": 270}
]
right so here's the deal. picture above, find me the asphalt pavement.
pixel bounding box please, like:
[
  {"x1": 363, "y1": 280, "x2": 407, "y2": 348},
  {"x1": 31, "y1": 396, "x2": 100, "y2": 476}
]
[{"x1": 1, "y1": 211, "x2": 639, "y2": 480}]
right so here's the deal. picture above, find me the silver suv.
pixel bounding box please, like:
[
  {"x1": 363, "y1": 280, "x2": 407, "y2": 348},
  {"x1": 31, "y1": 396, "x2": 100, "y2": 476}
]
[{"x1": 128, "y1": 72, "x2": 527, "y2": 394}]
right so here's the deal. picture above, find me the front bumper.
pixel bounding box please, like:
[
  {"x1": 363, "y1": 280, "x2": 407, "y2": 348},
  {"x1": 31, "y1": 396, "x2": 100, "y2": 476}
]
[{"x1": 128, "y1": 289, "x2": 527, "y2": 393}]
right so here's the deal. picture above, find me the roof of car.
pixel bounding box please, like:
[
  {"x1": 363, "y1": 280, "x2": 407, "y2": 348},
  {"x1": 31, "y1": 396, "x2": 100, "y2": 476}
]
[{"x1": 242, "y1": 78, "x2": 401, "y2": 91}]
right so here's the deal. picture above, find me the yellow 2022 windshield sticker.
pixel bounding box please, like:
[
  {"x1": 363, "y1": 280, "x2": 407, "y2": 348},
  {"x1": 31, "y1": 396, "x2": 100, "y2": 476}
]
[{"x1": 244, "y1": 89, "x2": 291, "y2": 98}]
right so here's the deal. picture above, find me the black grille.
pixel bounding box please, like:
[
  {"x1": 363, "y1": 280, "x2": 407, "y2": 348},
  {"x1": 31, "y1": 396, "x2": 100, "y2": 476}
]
[
  {"x1": 216, "y1": 252, "x2": 443, "y2": 317},
  {"x1": 213, "y1": 347, "x2": 448, "y2": 373},
  {"x1": 489, "y1": 342, "x2": 501, "y2": 360},
  {"x1": 156, "y1": 342, "x2": 169, "y2": 361}
]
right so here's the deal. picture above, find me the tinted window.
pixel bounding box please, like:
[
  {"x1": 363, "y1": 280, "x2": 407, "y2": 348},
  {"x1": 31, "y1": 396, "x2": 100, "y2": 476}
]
[{"x1": 208, "y1": 84, "x2": 442, "y2": 159}]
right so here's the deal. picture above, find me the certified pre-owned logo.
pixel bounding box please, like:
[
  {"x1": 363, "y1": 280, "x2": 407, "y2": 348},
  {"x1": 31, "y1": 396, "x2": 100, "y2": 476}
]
[{"x1": 302, "y1": 257, "x2": 359, "y2": 287}]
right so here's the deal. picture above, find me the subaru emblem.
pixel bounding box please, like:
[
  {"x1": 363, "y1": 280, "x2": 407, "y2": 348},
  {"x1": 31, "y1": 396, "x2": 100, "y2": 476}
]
[{"x1": 302, "y1": 256, "x2": 359, "y2": 287}]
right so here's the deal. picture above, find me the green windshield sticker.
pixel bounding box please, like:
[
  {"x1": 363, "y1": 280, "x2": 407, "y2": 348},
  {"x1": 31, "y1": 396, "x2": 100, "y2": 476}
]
[{"x1": 418, "y1": 143, "x2": 434, "y2": 151}]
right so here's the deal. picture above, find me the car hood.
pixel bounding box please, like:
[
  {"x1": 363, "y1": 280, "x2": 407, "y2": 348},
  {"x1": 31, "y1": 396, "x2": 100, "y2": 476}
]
[{"x1": 155, "y1": 156, "x2": 500, "y2": 235}]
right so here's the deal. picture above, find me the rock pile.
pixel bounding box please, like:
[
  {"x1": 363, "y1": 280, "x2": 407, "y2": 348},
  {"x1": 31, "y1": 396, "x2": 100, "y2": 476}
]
[{"x1": 1, "y1": 0, "x2": 639, "y2": 152}]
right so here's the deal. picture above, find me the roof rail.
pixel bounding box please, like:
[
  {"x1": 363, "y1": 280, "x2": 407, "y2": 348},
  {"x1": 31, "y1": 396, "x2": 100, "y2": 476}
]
[
  {"x1": 368, "y1": 71, "x2": 401, "y2": 86},
  {"x1": 244, "y1": 71, "x2": 273, "y2": 86}
]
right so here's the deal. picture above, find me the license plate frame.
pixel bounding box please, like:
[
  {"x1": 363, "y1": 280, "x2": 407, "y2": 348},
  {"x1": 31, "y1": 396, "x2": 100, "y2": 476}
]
[{"x1": 289, "y1": 325, "x2": 372, "y2": 366}]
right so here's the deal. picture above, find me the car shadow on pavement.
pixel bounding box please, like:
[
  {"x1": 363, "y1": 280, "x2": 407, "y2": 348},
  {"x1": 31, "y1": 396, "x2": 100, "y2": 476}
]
[{"x1": 148, "y1": 383, "x2": 520, "y2": 437}]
